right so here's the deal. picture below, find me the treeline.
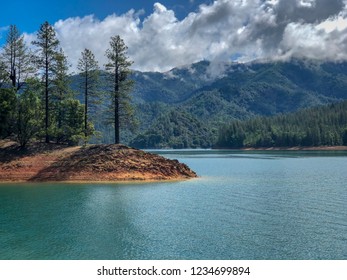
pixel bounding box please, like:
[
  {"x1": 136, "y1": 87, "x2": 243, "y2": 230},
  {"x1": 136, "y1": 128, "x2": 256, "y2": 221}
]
[
  {"x1": 0, "y1": 23, "x2": 134, "y2": 147},
  {"x1": 216, "y1": 101, "x2": 347, "y2": 148}
]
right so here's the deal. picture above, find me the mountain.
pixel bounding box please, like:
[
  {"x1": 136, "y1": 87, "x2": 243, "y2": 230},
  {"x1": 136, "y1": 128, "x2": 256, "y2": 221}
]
[
  {"x1": 73, "y1": 59, "x2": 347, "y2": 148},
  {"x1": 131, "y1": 60, "x2": 211, "y2": 103},
  {"x1": 132, "y1": 59, "x2": 347, "y2": 109},
  {"x1": 128, "y1": 59, "x2": 347, "y2": 148}
]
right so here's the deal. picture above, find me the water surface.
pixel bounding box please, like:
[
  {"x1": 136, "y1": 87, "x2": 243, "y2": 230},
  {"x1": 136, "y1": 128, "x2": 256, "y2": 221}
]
[{"x1": 1, "y1": 150, "x2": 346, "y2": 259}]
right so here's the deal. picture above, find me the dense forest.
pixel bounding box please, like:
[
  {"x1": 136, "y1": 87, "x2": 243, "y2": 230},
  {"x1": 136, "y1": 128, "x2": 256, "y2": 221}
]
[
  {"x1": 0, "y1": 24, "x2": 134, "y2": 147},
  {"x1": 215, "y1": 100, "x2": 347, "y2": 148},
  {"x1": 130, "y1": 110, "x2": 214, "y2": 149}
]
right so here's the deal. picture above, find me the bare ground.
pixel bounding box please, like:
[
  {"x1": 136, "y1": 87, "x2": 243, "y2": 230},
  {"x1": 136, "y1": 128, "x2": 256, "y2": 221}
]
[{"x1": 0, "y1": 141, "x2": 197, "y2": 182}]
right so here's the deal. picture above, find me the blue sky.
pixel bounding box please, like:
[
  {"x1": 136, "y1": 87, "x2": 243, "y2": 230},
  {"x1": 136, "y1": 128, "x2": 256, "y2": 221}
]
[
  {"x1": 1, "y1": 0, "x2": 347, "y2": 72},
  {"x1": 1, "y1": 0, "x2": 207, "y2": 37}
]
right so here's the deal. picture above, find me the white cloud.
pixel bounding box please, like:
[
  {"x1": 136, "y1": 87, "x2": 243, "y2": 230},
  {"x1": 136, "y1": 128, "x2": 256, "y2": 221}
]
[
  {"x1": 0, "y1": 26, "x2": 9, "y2": 40},
  {"x1": 296, "y1": 0, "x2": 316, "y2": 8},
  {"x1": 278, "y1": 5, "x2": 347, "y2": 61},
  {"x1": 317, "y1": 15, "x2": 347, "y2": 32},
  {"x1": 24, "y1": 0, "x2": 347, "y2": 72}
]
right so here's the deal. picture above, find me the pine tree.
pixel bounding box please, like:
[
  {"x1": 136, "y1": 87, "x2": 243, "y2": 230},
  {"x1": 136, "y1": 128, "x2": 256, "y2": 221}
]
[
  {"x1": 2, "y1": 25, "x2": 35, "y2": 90},
  {"x1": 77, "y1": 48, "x2": 100, "y2": 142},
  {"x1": 60, "y1": 98, "x2": 85, "y2": 146},
  {"x1": 52, "y1": 49, "x2": 73, "y2": 143},
  {"x1": 4, "y1": 25, "x2": 20, "y2": 88},
  {"x1": 105, "y1": 35, "x2": 135, "y2": 144},
  {"x1": 15, "y1": 78, "x2": 44, "y2": 147},
  {"x1": 32, "y1": 21, "x2": 60, "y2": 143}
]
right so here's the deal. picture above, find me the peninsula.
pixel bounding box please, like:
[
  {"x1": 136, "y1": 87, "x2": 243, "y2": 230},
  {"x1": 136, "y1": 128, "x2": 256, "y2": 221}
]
[{"x1": 0, "y1": 141, "x2": 197, "y2": 182}]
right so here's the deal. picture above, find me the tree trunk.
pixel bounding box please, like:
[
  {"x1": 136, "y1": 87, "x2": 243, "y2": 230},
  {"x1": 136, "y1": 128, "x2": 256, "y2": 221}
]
[
  {"x1": 45, "y1": 43, "x2": 49, "y2": 143},
  {"x1": 114, "y1": 62, "x2": 120, "y2": 144},
  {"x1": 10, "y1": 69, "x2": 16, "y2": 88},
  {"x1": 84, "y1": 72, "x2": 88, "y2": 140},
  {"x1": 115, "y1": 95, "x2": 120, "y2": 144}
]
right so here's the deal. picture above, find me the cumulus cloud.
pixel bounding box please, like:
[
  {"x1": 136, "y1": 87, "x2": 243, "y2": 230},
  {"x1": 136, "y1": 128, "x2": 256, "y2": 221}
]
[{"x1": 25, "y1": 0, "x2": 347, "y2": 72}]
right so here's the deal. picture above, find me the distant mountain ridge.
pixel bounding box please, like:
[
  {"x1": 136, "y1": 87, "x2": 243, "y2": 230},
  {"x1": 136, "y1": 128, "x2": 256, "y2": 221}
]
[{"x1": 132, "y1": 59, "x2": 347, "y2": 108}]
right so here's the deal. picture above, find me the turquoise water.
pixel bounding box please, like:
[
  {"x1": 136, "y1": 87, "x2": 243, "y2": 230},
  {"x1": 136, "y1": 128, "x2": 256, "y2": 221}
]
[{"x1": 0, "y1": 150, "x2": 346, "y2": 260}]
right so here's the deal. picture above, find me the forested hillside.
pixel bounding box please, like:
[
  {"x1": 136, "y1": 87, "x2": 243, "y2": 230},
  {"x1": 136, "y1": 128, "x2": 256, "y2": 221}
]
[
  {"x1": 215, "y1": 101, "x2": 347, "y2": 148},
  {"x1": 125, "y1": 59, "x2": 347, "y2": 148},
  {"x1": 130, "y1": 110, "x2": 214, "y2": 149}
]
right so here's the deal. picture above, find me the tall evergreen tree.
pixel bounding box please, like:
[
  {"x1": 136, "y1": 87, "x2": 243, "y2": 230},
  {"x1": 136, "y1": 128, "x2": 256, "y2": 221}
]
[
  {"x1": 77, "y1": 48, "x2": 100, "y2": 142},
  {"x1": 2, "y1": 25, "x2": 35, "y2": 90},
  {"x1": 52, "y1": 49, "x2": 73, "y2": 142},
  {"x1": 3, "y1": 25, "x2": 20, "y2": 88},
  {"x1": 105, "y1": 35, "x2": 135, "y2": 144},
  {"x1": 32, "y1": 21, "x2": 60, "y2": 143}
]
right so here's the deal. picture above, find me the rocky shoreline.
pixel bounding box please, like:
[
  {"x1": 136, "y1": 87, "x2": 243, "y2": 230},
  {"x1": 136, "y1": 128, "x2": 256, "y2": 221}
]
[{"x1": 0, "y1": 142, "x2": 197, "y2": 182}]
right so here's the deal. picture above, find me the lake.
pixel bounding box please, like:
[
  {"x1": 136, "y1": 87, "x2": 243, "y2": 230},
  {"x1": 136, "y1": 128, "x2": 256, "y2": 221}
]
[{"x1": 0, "y1": 150, "x2": 346, "y2": 260}]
